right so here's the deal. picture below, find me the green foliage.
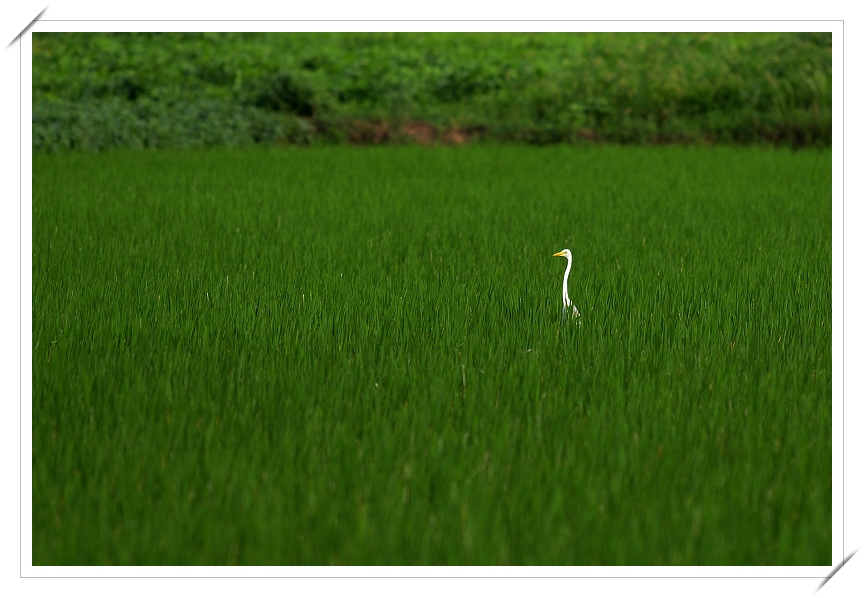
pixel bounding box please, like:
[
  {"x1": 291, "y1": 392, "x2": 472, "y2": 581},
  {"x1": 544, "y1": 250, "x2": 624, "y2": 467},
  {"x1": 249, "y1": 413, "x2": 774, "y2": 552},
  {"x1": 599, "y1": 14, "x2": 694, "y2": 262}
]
[
  {"x1": 32, "y1": 97, "x2": 316, "y2": 151},
  {"x1": 32, "y1": 145, "x2": 831, "y2": 565},
  {"x1": 32, "y1": 32, "x2": 831, "y2": 151}
]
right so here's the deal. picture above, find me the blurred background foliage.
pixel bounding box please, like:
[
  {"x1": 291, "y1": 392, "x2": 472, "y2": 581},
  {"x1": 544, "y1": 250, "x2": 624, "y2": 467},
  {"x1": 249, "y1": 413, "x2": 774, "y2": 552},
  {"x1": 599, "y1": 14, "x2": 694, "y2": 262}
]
[{"x1": 32, "y1": 32, "x2": 832, "y2": 152}]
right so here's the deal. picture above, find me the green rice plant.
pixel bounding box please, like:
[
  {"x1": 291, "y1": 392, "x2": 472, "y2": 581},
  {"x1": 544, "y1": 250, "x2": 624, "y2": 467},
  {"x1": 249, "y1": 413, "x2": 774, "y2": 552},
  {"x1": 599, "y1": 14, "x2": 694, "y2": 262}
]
[{"x1": 32, "y1": 144, "x2": 831, "y2": 565}]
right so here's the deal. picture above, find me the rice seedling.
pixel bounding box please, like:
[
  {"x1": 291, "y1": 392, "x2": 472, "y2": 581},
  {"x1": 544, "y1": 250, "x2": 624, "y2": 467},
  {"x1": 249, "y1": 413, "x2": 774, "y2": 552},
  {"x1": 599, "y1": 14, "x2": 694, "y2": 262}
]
[{"x1": 32, "y1": 144, "x2": 831, "y2": 565}]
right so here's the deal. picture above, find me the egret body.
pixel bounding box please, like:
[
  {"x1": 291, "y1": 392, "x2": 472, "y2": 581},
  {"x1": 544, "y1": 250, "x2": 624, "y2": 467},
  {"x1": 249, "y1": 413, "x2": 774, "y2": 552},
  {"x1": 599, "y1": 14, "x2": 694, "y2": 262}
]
[{"x1": 553, "y1": 249, "x2": 581, "y2": 323}]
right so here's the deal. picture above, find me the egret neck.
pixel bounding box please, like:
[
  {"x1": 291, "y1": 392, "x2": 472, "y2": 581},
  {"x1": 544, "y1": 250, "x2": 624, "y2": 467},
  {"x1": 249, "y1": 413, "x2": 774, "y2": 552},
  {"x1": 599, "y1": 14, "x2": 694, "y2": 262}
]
[{"x1": 553, "y1": 248, "x2": 580, "y2": 323}]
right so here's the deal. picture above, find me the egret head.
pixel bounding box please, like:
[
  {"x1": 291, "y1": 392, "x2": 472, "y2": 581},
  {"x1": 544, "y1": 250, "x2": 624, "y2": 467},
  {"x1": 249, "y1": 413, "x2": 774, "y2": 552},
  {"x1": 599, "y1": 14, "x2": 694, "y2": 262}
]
[{"x1": 553, "y1": 249, "x2": 572, "y2": 259}]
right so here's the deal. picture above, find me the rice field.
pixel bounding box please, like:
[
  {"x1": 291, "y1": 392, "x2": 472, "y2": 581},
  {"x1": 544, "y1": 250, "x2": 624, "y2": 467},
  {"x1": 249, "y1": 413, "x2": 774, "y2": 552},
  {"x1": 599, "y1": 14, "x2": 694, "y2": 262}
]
[{"x1": 31, "y1": 144, "x2": 831, "y2": 565}]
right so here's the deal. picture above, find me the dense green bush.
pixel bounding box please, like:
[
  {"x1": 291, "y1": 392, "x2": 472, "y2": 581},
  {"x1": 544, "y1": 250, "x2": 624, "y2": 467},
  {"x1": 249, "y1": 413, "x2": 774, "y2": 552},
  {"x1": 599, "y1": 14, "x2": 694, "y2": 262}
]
[
  {"x1": 32, "y1": 97, "x2": 317, "y2": 151},
  {"x1": 32, "y1": 32, "x2": 831, "y2": 151}
]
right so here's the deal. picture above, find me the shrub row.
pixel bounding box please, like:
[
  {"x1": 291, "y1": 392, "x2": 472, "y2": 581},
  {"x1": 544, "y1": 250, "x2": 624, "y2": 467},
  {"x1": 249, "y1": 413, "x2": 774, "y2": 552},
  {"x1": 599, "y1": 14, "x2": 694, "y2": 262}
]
[{"x1": 32, "y1": 32, "x2": 832, "y2": 151}]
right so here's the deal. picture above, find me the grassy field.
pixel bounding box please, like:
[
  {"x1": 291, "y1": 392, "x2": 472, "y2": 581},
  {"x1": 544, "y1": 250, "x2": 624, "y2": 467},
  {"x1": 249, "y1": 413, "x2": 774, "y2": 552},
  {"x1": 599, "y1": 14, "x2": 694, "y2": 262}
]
[{"x1": 32, "y1": 144, "x2": 831, "y2": 565}]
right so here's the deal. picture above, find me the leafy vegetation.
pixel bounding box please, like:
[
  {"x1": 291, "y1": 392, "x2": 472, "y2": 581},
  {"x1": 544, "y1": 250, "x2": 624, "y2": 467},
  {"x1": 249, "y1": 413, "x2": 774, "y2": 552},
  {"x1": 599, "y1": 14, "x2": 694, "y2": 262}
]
[
  {"x1": 32, "y1": 145, "x2": 831, "y2": 564},
  {"x1": 32, "y1": 32, "x2": 831, "y2": 151}
]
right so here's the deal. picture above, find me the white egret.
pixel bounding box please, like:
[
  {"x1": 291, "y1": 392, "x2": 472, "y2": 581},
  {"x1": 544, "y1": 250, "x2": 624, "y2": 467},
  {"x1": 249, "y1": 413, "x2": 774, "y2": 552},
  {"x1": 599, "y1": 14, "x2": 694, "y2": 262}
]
[{"x1": 553, "y1": 249, "x2": 581, "y2": 324}]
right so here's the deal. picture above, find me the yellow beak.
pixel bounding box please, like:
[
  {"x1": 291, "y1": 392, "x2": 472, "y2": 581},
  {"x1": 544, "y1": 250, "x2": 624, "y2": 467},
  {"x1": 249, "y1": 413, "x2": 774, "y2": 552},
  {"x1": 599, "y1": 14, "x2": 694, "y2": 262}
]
[{"x1": 553, "y1": 251, "x2": 566, "y2": 257}]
